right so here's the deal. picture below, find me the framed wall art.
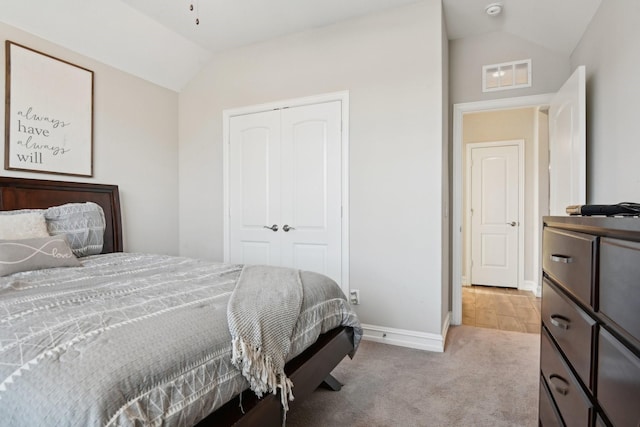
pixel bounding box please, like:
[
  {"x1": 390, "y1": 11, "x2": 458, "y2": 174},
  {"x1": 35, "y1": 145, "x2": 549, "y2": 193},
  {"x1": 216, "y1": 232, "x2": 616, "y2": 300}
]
[{"x1": 4, "y1": 41, "x2": 94, "y2": 177}]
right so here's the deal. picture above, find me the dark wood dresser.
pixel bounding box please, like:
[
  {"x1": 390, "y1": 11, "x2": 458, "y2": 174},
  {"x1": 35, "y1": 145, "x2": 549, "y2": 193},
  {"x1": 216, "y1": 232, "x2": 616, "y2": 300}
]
[{"x1": 539, "y1": 216, "x2": 640, "y2": 427}]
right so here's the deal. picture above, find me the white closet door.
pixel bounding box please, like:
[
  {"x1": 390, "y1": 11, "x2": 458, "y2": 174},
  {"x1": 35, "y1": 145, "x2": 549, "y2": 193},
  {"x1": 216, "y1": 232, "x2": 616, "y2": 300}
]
[
  {"x1": 228, "y1": 101, "x2": 342, "y2": 284},
  {"x1": 280, "y1": 101, "x2": 342, "y2": 282},
  {"x1": 229, "y1": 110, "x2": 281, "y2": 266}
]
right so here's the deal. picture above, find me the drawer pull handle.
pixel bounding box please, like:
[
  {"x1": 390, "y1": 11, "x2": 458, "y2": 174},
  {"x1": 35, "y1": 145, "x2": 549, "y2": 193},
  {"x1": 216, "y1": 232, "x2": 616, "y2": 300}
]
[
  {"x1": 550, "y1": 254, "x2": 573, "y2": 264},
  {"x1": 550, "y1": 314, "x2": 571, "y2": 330},
  {"x1": 549, "y1": 374, "x2": 570, "y2": 395}
]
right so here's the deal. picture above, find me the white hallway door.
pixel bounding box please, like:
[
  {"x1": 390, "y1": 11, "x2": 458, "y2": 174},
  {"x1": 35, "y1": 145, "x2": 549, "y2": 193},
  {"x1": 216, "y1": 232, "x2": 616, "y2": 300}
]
[
  {"x1": 228, "y1": 101, "x2": 342, "y2": 283},
  {"x1": 469, "y1": 142, "x2": 522, "y2": 288}
]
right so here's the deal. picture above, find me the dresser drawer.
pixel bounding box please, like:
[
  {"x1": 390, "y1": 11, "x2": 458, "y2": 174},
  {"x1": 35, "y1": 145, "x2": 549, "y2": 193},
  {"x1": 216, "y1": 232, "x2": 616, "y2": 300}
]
[
  {"x1": 597, "y1": 328, "x2": 640, "y2": 427},
  {"x1": 540, "y1": 327, "x2": 593, "y2": 427},
  {"x1": 543, "y1": 228, "x2": 596, "y2": 307},
  {"x1": 599, "y1": 238, "x2": 640, "y2": 344},
  {"x1": 539, "y1": 375, "x2": 565, "y2": 427},
  {"x1": 542, "y1": 279, "x2": 596, "y2": 390}
]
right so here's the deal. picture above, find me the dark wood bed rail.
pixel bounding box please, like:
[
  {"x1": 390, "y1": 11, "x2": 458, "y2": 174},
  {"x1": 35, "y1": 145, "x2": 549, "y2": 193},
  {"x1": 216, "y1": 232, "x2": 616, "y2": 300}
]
[
  {"x1": 0, "y1": 177, "x2": 123, "y2": 253},
  {"x1": 199, "y1": 326, "x2": 354, "y2": 426}
]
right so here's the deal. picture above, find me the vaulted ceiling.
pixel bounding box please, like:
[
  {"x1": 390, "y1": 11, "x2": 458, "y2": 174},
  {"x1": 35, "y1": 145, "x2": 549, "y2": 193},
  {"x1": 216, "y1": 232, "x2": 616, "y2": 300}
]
[
  {"x1": 443, "y1": 0, "x2": 602, "y2": 54},
  {"x1": 0, "y1": 0, "x2": 601, "y2": 91}
]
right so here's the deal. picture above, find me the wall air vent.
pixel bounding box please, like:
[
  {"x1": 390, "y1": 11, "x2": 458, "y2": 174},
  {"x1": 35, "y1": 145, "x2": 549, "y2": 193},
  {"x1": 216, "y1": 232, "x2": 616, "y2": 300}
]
[{"x1": 482, "y1": 59, "x2": 531, "y2": 92}]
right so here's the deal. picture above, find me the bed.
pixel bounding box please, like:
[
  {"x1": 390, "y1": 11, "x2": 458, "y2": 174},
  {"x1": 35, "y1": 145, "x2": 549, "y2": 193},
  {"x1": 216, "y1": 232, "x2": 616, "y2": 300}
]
[{"x1": 0, "y1": 176, "x2": 361, "y2": 426}]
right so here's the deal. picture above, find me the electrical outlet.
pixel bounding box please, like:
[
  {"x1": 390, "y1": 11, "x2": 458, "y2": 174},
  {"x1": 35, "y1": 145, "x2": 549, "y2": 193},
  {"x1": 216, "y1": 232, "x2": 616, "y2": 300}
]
[{"x1": 349, "y1": 289, "x2": 360, "y2": 305}]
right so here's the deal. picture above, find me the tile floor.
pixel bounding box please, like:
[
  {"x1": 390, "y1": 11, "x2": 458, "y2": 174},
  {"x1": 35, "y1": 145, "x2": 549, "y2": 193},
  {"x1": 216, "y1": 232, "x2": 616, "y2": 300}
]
[{"x1": 462, "y1": 285, "x2": 541, "y2": 334}]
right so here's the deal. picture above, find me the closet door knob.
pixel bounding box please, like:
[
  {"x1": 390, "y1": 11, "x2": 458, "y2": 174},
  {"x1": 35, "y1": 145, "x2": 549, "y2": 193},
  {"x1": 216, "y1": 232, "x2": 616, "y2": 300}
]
[
  {"x1": 283, "y1": 224, "x2": 296, "y2": 232},
  {"x1": 263, "y1": 224, "x2": 278, "y2": 232}
]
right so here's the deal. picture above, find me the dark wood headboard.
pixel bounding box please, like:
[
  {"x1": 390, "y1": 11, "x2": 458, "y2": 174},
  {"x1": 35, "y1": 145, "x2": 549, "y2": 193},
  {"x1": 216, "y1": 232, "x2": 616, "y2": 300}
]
[{"x1": 0, "y1": 177, "x2": 123, "y2": 253}]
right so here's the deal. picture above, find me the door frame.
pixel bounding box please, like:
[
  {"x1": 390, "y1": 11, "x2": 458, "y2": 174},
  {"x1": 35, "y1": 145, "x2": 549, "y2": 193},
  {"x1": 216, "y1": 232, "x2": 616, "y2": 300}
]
[
  {"x1": 465, "y1": 140, "x2": 525, "y2": 289},
  {"x1": 222, "y1": 91, "x2": 350, "y2": 293},
  {"x1": 452, "y1": 93, "x2": 553, "y2": 325}
]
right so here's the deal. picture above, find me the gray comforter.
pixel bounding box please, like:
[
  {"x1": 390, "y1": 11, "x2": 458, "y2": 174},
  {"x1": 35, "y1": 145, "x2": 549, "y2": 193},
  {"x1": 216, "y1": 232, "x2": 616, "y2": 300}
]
[{"x1": 0, "y1": 253, "x2": 361, "y2": 426}]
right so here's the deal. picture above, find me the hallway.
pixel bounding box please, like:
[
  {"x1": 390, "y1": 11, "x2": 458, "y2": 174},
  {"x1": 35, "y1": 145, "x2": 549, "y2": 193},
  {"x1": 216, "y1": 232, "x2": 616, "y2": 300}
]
[{"x1": 462, "y1": 285, "x2": 541, "y2": 334}]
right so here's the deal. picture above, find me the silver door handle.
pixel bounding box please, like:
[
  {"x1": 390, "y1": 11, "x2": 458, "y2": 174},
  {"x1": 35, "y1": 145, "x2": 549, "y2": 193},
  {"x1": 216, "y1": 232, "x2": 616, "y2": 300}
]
[
  {"x1": 263, "y1": 224, "x2": 278, "y2": 232},
  {"x1": 283, "y1": 224, "x2": 295, "y2": 232},
  {"x1": 507, "y1": 221, "x2": 517, "y2": 227}
]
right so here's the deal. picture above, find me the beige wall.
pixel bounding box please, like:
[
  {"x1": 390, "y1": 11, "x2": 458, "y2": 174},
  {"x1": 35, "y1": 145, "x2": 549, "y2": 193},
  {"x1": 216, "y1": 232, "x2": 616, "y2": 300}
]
[
  {"x1": 179, "y1": 2, "x2": 449, "y2": 337},
  {"x1": 462, "y1": 108, "x2": 542, "y2": 286},
  {"x1": 571, "y1": 0, "x2": 640, "y2": 203},
  {"x1": 0, "y1": 23, "x2": 180, "y2": 255}
]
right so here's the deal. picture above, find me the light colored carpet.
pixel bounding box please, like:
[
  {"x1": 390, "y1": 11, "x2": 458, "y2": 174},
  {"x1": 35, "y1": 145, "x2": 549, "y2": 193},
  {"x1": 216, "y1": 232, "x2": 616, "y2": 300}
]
[{"x1": 287, "y1": 325, "x2": 540, "y2": 427}]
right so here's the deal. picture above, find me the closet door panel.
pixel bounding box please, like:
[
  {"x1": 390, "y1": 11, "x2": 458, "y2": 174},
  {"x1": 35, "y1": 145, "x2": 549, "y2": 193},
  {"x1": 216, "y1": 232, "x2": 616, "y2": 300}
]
[
  {"x1": 229, "y1": 110, "x2": 281, "y2": 266},
  {"x1": 281, "y1": 101, "x2": 342, "y2": 283},
  {"x1": 291, "y1": 120, "x2": 327, "y2": 228}
]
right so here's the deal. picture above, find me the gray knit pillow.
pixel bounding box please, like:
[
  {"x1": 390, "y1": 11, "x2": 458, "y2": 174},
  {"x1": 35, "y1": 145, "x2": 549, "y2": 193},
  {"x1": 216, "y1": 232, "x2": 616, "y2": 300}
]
[
  {"x1": 45, "y1": 202, "x2": 106, "y2": 257},
  {"x1": 0, "y1": 236, "x2": 81, "y2": 276}
]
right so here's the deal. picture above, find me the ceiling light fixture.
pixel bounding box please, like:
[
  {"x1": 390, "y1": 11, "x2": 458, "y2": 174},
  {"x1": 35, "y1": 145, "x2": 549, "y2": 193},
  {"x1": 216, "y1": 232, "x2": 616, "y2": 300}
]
[
  {"x1": 485, "y1": 3, "x2": 503, "y2": 16},
  {"x1": 188, "y1": 1, "x2": 200, "y2": 25}
]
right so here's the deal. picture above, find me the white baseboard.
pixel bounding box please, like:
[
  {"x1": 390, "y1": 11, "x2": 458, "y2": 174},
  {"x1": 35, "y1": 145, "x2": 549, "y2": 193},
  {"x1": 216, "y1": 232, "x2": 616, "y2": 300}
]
[
  {"x1": 520, "y1": 280, "x2": 539, "y2": 297},
  {"x1": 361, "y1": 312, "x2": 451, "y2": 353}
]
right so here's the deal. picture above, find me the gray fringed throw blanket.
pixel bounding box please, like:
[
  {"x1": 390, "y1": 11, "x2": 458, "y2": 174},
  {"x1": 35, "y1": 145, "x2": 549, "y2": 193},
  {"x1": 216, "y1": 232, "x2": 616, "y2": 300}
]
[{"x1": 227, "y1": 265, "x2": 303, "y2": 415}]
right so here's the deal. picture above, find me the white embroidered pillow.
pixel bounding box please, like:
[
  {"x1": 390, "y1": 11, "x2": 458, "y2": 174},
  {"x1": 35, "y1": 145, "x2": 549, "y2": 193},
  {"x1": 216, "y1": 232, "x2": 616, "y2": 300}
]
[
  {"x1": 0, "y1": 211, "x2": 49, "y2": 240},
  {"x1": 0, "y1": 236, "x2": 81, "y2": 276}
]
